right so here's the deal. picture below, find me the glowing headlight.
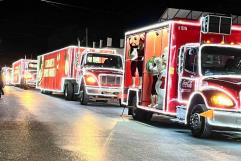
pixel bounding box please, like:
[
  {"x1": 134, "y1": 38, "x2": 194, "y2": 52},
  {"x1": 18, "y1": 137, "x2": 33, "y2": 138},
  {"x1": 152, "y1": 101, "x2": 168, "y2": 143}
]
[
  {"x1": 84, "y1": 74, "x2": 99, "y2": 86},
  {"x1": 210, "y1": 94, "x2": 234, "y2": 107},
  {"x1": 86, "y1": 76, "x2": 97, "y2": 84},
  {"x1": 24, "y1": 72, "x2": 32, "y2": 79}
]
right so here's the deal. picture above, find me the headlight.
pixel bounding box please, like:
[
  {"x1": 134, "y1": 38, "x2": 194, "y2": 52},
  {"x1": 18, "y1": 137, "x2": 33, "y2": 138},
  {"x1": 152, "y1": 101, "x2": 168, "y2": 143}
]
[
  {"x1": 210, "y1": 94, "x2": 234, "y2": 108},
  {"x1": 84, "y1": 74, "x2": 99, "y2": 86},
  {"x1": 24, "y1": 72, "x2": 32, "y2": 79}
]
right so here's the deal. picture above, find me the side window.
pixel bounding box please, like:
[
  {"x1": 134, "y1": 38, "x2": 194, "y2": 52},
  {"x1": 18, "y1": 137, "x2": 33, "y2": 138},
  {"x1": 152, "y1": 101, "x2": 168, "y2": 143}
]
[
  {"x1": 184, "y1": 48, "x2": 198, "y2": 73},
  {"x1": 178, "y1": 47, "x2": 185, "y2": 74}
]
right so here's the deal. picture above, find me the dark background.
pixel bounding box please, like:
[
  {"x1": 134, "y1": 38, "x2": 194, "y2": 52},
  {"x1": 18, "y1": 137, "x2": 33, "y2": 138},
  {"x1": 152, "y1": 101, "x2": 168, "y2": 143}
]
[{"x1": 0, "y1": 0, "x2": 241, "y2": 66}]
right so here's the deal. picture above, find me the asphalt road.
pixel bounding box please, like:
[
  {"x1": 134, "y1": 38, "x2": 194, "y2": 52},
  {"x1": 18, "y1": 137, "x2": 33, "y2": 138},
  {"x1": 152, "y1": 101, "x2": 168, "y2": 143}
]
[{"x1": 1, "y1": 86, "x2": 241, "y2": 161}]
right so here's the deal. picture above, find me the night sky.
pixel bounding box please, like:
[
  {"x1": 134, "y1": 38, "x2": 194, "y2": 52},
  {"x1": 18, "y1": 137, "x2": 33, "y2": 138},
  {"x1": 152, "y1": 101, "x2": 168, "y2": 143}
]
[{"x1": 0, "y1": 0, "x2": 241, "y2": 66}]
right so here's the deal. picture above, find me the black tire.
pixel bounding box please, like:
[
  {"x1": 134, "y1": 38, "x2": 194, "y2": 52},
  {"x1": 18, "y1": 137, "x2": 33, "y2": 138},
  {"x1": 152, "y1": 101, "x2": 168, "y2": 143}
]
[
  {"x1": 41, "y1": 90, "x2": 52, "y2": 95},
  {"x1": 41, "y1": 90, "x2": 45, "y2": 94},
  {"x1": 23, "y1": 84, "x2": 28, "y2": 90},
  {"x1": 131, "y1": 96, "x2": 153, "y2": 122},
  {"x1": 46, "y1": 91, "x2": 52, "y2": 95},
  {"x1": 64, "y1": 82, "x2": 74, "y2": 101},
  {"x1": 189, "y1": 104, "x2": 211, "y2": 138},
  {"x1": 80, "y1": 85, "x2": 89, "y2": 105},
  {"x1": 119, "y1": 99, "x2": 124, "y2": 107}
]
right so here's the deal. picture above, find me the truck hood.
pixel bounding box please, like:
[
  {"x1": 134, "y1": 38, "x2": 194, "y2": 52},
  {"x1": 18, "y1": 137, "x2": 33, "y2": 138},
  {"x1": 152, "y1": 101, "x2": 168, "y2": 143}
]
[
  {"x1": 85, "y1": 68, "x2": 123, "y2": 76},
  {"x1": 203, "y1": 76, "x2": 241, "y2": 91}
]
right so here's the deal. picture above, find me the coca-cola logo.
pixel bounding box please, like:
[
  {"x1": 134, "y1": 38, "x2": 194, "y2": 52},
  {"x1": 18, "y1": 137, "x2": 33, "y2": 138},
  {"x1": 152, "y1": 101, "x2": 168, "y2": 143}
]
[{"x1": 182, "y1": 80, "x2": 192, "y2": 89}]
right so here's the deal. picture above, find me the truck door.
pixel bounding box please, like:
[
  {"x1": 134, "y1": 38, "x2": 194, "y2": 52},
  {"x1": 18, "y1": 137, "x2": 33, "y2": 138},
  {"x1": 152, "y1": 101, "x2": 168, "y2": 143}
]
[
  {"x1": 178, "y1": 46, "x2": 198, "y2": 101},
  {"x1": 76, "y1": 53, "x2": 86, "y2": 89}
]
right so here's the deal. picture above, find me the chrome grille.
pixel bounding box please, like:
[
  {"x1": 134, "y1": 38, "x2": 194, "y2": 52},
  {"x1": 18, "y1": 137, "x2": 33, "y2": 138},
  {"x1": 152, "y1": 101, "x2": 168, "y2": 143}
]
[{"x1": 100, "y1": 75, "x2": 122, "y2": 86}]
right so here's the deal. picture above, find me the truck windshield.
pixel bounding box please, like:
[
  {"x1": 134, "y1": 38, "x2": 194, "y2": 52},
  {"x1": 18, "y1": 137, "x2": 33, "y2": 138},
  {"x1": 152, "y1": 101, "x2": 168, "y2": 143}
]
[
  {"x1": 201, "y1": 46, "x2": 241, "y2": 76},
  {"x1": 85, "y1": 53, "x2": 123, "y2": 69},
  {"x1": 28, "y1": 62, "x2": 37, "y2": 70}
]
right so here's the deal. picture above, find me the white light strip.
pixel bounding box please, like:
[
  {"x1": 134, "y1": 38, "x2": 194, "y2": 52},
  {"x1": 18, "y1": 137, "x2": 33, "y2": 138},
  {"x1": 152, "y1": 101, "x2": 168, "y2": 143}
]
[
  {"x1": 125, "y1": 20, "x2": 200, "y2": 36},
  {"x1": 121, "y1": 34, "x2": 128, "y2": 105}
]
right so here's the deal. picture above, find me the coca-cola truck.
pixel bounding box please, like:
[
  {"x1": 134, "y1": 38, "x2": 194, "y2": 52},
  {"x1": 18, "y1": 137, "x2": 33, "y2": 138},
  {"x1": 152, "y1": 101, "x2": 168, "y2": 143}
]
[
  {"x1": 122, "y1": 14, "x2": 241, "y2": 137},
  {"x1": 12, "y1": 59, "x2": 37, "y2": 88},
  {"x1": 36, "y1": 46, "x2": 123, "y2": 104}
]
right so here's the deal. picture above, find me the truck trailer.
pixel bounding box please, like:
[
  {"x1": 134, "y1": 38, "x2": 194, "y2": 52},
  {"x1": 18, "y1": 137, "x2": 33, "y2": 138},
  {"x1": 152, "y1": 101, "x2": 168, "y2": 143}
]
[
  {"x1": 122, "y1": 14, "x2": 241, "y2": 137},
  {"x1": 36, "y1": 46, "x2": 123, "y2": 105}
]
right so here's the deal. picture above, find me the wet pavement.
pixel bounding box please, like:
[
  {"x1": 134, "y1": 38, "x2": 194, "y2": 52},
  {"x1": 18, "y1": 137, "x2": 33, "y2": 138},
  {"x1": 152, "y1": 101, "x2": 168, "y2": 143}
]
[{"x1": 1, "y1": 86, "x2": 241, "y2": 161}]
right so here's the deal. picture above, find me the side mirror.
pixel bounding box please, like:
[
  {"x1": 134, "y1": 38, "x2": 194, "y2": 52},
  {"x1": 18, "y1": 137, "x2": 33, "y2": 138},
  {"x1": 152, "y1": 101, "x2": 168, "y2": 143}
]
[{"x1": 189, "y1": 48, "x2": 197, "y2": 55}]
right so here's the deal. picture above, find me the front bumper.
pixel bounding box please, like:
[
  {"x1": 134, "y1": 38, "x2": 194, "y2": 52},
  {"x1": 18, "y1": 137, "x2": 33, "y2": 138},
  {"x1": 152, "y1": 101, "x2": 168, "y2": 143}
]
[
  {"x1": 208, "y1": 110, "x2": 241, "y2": 130},
  {"x1": 86, "y1": 86, "x2": 121, "y2": 98},
  {"x1": 26, "y1": 81, "x2": 36, "y2": 88}
]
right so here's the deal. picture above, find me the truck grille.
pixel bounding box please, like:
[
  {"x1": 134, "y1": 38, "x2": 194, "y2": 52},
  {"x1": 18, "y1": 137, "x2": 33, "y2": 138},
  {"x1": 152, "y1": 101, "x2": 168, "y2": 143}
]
[{"x1": 100, "y1": 75, "x2": 122, "y2": 86}]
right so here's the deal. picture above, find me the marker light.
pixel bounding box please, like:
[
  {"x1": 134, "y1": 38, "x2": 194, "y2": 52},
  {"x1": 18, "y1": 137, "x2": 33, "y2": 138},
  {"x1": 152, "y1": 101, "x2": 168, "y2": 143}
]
[
  {"x1": 210, "y1": 94, "x2": 234, "y2": 108},
  {"x1": 84, "y1": 75, "x2": 98, "y2": 86}
]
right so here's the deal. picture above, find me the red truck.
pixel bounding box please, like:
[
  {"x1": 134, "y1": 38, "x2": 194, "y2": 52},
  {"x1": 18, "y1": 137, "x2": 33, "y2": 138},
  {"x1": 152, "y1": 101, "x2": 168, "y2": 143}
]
[
  {"x1": 36, "y1": 46, "x2": 123, "y2": 104},
  {"x1": 12, "y1": 59, "x2": 37, "y2": 88},
  {"x1": 122, "y1": 14, "x2": 241, "y2": 137}
]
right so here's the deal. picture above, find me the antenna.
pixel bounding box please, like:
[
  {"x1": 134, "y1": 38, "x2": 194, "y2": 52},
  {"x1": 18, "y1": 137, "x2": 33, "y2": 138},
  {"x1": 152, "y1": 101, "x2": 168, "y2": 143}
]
[
  {"x1": 85, "y1": 27, "x2": 88, "y2": 47},
  {"x1": 77, "y1": 37, "x2": 80, "y2": 48}
]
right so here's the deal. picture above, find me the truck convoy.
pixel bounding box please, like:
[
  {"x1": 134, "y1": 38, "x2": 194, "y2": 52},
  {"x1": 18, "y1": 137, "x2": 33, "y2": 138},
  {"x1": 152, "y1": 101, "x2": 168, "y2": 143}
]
[
  {"x1": 12, "y1": 59, "x2": 37, "y2": 88},
  {"x1": 36, "y1": 46, "x2": 123, "y2": 105},
  {"x1": 122, "y1": 14, "x2": 241, "y2": 137}
]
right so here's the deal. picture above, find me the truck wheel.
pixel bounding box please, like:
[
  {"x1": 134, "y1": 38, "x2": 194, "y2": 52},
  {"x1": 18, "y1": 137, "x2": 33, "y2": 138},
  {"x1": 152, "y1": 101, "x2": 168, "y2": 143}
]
[
  {"x1": 80, "y1": 85, "x2": 89, "y2": 105},
  {"x1": 47, "y1": 91, "x2": 52, "y2": 95},
  {"x1": 64, "y1": 82, "x2": 74, "y2": 101},
  {"x1": 119, "y1": 99, "x2": 124, "y2": 107},
  {"x1": 41, "y1": 90, "x2": 45, "y2": 94},
  {"x1": 41, "y1": 90, "x2": 52, "y2": 95},
  {"x1": 131, "y1": 96, "x2": 152, "y2": 122},
  {"x1": 189, "y1": 104, "x2": 211, "y2": 138}
]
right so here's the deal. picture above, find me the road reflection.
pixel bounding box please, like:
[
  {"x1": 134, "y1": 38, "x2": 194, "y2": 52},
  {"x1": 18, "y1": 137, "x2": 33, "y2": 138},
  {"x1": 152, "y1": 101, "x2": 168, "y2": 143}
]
[{"x1": 60, "y1": 113, "x2": 117, "y2": 161}]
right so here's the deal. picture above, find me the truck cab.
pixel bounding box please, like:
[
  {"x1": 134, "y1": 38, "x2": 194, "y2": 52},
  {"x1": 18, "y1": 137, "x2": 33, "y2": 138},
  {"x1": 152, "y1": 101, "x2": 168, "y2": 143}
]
[
  {"x1": 24, "y1": 61, "x2": 37, "y2": 88},
  {"x1": 77, "y1": 51, "x2": 123, "y2": 105},
  {"x1": 178, "y1": 43, "x2": 241, "y2": 136},
  {"x1": 12, "y1": 59, "x2": 37, "y2": 89}
]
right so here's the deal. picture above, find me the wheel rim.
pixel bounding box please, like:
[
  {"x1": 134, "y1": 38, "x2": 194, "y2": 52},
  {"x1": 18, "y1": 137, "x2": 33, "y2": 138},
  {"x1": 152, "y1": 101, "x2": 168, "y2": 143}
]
[{"x1": 190, "y1": 113, "x2": 201, "y2": 130}]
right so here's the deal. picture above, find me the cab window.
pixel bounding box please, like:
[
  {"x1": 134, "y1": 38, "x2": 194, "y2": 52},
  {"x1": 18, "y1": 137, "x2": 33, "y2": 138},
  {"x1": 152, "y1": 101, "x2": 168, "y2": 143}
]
[{"x1": 184, "y1": 48, "x2": 198, "y2": 73}]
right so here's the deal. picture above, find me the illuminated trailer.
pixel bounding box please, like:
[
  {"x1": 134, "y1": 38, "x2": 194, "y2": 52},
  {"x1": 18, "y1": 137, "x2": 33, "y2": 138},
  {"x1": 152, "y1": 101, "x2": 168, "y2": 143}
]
[
  {"x1": 12, "y1": 59, "x2": 37, "y2": 88},
  {"x1": 37, "y1": 46, "x2": 123, "y2": 105},
  {"x1": 1, "y1": 67, "x2": 13, "y2": 85},
  {"x1": 122, "y1": 14, "x2": 241, "y2": 137}
]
